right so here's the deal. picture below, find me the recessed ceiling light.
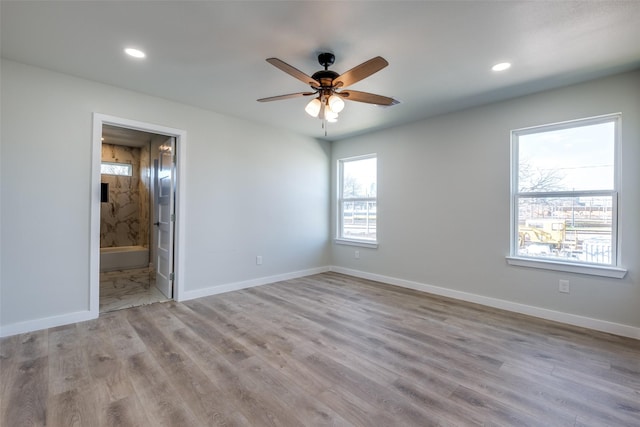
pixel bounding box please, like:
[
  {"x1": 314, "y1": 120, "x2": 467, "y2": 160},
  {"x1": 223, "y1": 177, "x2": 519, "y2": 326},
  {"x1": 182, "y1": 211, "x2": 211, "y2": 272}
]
[
  {"x1": 124, "y1": 48, "x2": 146, "y2": 59},
  {"x1": 492, "y1": 62, "x2": 511, "y2": 72}
]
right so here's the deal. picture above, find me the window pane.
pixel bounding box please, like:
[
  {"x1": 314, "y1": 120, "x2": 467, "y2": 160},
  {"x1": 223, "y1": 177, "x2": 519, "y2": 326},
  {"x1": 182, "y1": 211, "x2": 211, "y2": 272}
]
[
  {"x1": 101, "y1": 162, "x2": 132, "y2": 176},
  {"x1": 343, "y1": 157, "x2": 377, "y2": 198},
  {"x1": 517, "y1": 195, "x2": 613, "y2": 263},
  {"x1": 518, "y1": 121, "x2": 614, "y2": 192},
  {"x1": 342, "y1": 201, "x2": 376, "y2": 241}
]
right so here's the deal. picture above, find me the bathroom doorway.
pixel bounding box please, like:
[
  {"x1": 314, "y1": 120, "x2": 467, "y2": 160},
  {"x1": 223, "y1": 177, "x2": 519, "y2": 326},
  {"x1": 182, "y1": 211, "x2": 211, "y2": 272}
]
[
  {"x1": 99, "y1": 126, "x2": 173, "y2": 312},
  {"x1": 90, "y1": 114, "x2": 186, "y2": 316}
]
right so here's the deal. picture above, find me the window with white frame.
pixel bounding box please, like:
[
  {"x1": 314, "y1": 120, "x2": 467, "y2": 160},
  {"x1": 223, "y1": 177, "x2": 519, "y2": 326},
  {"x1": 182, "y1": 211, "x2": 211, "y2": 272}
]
[
  {"x1": 511, "y1": 114, "x2": 620, "y2": 268},
  {"x1": 338, "y1": 154, "x2": 377, "y2": 244}
]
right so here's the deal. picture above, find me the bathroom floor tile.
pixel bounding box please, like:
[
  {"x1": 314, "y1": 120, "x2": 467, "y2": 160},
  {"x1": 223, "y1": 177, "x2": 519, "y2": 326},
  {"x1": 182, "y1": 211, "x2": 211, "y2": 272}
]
[{"x1": 100, "y1": 267, "x2": 169, "y2": 313}]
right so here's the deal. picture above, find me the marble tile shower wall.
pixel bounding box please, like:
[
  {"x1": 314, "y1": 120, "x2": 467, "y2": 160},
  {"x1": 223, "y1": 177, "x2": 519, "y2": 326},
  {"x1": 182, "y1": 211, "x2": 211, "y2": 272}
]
[
  {"x1": 100, "y1": 144, "x2": 151, "y2": 248},
  {"x1": 139, "y1": 143, "x2": 150, "y2": 249}
]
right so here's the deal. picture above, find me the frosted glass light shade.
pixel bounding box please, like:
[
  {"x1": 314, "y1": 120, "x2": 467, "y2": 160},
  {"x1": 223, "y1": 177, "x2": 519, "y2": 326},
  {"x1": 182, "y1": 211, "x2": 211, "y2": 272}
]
[
  {"x1": 328, "y1": 95, "x2": 345, "y2": 113},
  {"x1": 325, "y1": 109, "x2": 338, "y2": 121},
  {"x1": 305, "y1": 98, "x2": 321, "y2": 117}
]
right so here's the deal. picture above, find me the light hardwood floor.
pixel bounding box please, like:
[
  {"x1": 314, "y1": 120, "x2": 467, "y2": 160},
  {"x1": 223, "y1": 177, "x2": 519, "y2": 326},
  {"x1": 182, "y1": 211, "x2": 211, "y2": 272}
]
[{"x1": 1, "y1": 272, "x2": 639, "y2": 426}]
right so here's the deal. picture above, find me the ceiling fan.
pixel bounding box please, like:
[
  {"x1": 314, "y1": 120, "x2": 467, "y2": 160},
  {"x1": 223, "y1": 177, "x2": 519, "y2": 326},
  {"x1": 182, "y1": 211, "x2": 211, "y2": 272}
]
[{"x1": 257, "y1": 52, "x2": 399, "y2": 123}]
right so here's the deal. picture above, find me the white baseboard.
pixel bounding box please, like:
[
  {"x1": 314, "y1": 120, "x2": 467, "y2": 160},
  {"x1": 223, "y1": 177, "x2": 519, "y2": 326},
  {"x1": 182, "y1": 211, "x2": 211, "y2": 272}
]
[
  {"x1": 330, "y1": 266, "x2": 640, "y2": 340},
  {"x1": 0, "y1": 267, "x2": 330, "y2": 337},
  {"x1": 0, "y1": 310, "x2": 96, "y2": 338},
  {"x1": 3, "y1": 265, "x2": 637, "y2": 341},
  {"x1": 178, "y1": 266, "x2": 331, "y2": 301}
]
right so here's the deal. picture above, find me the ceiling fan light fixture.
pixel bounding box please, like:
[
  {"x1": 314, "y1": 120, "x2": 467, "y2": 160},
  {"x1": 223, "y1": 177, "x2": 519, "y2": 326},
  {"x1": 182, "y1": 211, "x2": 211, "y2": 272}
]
[
  {"x1": 305, "y1": 98, "x2": 321, "y2": 117},
  {"x1": 260, "y1": 53, "x2": 398, "y2": 133},
  {"x1": 325, "y1": 109, "x2": 338, "y2": 121},
  {"x1": 328, "y1": 95, "x2": 345, "y2": 113}
]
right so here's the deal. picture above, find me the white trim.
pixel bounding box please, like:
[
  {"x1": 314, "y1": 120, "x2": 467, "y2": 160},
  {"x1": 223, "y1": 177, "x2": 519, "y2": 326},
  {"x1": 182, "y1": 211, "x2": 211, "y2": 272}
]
[
  {"x1": 0, "y1": 266, "x2": 329, "y2": 337},
  {"x1": 510, "y1": 113, "x2": 622, "y2": 270},
  {"x1": 334, "y1": 238, "x2": 378, "y2": 249},
  {"x1": 91, "y1": 113, "x2": 187, "y2": 315},
  {"x1": 337, "y1": 153, "x2": 378, "y2": 242},
  {"x1": 90, "y1": 117, "x2": 103, "y2": 318},
  {"x1": 0, "y1": 310, "x2": 94, "y2": 338},
  {"x1": 506, "y1": 256, "x2": 627, "y2": 278},
  {"x1": 174, "y1": 133, "x2": 187, "y2": 302},
  {"x1": 3, "y1": 265, "x2": 637, "y2": 341},
  {"x1": 329, "y1": 266, "x2": 640, "y2": 340},
  {"x1": 178, "y1": 266, "x2": 331, "y2": 301},
  {"x1": 512, "y1": 112, "x2": 623, "y2": 135}
]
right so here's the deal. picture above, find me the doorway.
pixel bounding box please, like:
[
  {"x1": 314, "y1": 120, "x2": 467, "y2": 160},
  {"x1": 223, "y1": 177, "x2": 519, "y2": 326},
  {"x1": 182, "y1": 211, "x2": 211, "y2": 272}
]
[{"x1": 90, "y1": 114, "x2": 186, "y2": 317}]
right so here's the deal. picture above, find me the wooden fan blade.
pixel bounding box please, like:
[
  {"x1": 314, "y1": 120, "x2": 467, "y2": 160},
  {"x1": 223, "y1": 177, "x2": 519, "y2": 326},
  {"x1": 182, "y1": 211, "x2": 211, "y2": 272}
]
[
  {"x1": 337, "y1": 90, "x2": 399, "y2": 106},
  {"x1": 266, "y1": 58, "x2": 321, "y2": 88},
  {"x1": 257, "y1": 92, "x2": 316, "y2": 102},
  {"x1": 332, "y1": 56, "x2": 389, "y2": 89}
]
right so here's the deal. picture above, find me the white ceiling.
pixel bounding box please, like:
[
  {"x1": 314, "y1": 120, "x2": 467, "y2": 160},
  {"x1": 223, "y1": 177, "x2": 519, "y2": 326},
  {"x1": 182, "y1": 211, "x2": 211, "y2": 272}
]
[{"x1": 2, "y1": 1, "x2": 640, "y2": 141}]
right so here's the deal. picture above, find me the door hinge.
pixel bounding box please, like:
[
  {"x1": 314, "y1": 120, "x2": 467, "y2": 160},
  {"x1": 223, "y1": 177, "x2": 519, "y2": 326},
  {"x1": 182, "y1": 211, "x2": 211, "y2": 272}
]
[
  {"x1": 171, "y1": 213, "x2": 175, "y2": 222},
  {"x1": 169, "y1": 272, "x2": 175, "y2": 281}
]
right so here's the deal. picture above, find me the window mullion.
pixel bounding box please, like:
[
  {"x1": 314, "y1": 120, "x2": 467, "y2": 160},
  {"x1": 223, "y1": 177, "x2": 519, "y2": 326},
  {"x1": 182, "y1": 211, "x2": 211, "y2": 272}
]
[{"x1": 518, "y1": 190, "x2": 615, "y2": 199}]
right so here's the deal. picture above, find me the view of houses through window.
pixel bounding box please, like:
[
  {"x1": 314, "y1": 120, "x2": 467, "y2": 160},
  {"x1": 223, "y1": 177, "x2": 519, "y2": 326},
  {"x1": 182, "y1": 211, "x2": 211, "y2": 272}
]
[{"x1": 512, "y1": 115, "x2": 619, "y2": 266}]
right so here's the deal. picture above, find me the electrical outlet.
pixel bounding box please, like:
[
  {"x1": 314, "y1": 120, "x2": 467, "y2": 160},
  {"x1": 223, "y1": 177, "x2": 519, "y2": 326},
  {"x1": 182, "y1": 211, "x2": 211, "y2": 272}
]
[
  {"x1": 559, "y1": 279, "x2": 570, "y2": 293},
  {"x1": 355, "y1": 250, "x2": 360, "y2": 259},
  {"x1": 256, "y1": 255, "x2": 263, "y2": 265}
]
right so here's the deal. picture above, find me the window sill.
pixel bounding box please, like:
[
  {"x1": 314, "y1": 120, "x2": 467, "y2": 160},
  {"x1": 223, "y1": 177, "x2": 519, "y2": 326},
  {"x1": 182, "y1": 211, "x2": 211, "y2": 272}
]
[
  {"x1": 506, "y1": 256, "x2": 627, "y2": 279},
  {"x1": 334, "y1": 238, "x2": 378, "y2": 249}
]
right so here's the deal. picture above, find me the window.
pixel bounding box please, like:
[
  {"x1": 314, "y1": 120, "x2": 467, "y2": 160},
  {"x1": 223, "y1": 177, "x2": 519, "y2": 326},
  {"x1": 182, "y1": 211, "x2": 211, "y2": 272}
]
[
  {"x1": 509, "y1": 114, "x2": 624, "y2": 276},
  {"x1": 101, "y1": 162, "x2": 132, "y2": 176},
  {"x1": 337, "y1": 154, "x2": 377, "y2": 246}
]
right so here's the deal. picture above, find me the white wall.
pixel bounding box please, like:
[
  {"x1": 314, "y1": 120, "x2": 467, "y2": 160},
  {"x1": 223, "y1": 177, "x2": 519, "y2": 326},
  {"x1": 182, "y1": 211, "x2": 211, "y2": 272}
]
[
  {"x1": 0, "y1": 59, "x2": 330, "y2": 334},
  {"x1": 2, "y1": 58, "x2": 637, "y2": 337},
  {"x1": 331, "y1": 71, "x2": 640, "y2": 333}
]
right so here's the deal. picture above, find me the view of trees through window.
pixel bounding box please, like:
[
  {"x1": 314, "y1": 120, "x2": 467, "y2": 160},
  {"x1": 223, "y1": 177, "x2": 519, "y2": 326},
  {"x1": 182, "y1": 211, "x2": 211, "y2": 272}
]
[
  {"x1": 513, "y1": 117, "x2": 618, "y2": 265},
  {"x1": 339, "y1": 155, "x2": 377, "y2": 242}
]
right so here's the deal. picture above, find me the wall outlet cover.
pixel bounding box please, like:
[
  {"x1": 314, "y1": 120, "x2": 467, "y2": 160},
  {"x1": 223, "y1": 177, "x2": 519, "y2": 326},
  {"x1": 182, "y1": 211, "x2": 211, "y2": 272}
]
[{"x1": 559, "y1": 280, "x2": 570, "y2": 293}]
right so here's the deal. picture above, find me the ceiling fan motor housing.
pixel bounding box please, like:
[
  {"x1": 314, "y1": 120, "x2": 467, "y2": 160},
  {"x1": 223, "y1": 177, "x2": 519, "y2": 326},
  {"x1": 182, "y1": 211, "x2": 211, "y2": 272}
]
[
  {"x1": 311, "y1": 70, "x2": 339, "y2": 89},
  {"x1": 313, "y1": 53, "x2": 339, "y2": 89}
]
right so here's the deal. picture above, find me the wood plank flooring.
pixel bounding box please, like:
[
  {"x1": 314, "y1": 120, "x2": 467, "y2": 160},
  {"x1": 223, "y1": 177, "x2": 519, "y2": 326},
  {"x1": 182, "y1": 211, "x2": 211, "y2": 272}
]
[{"x1": 1, "y1": 272, "x2": 639, "y2": 426}]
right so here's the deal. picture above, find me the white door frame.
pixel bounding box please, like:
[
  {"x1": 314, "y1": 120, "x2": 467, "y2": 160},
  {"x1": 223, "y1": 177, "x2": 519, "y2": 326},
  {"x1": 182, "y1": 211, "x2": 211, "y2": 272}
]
[{"x1": 90, "y1": 113, "x2": 187, "y2": 317}]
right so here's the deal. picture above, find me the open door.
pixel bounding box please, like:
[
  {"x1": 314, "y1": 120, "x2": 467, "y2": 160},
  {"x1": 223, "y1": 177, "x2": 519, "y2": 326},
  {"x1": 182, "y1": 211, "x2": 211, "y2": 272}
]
[{"x1": 154, "y1": 137, "x2": 175, "y2": 298}]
